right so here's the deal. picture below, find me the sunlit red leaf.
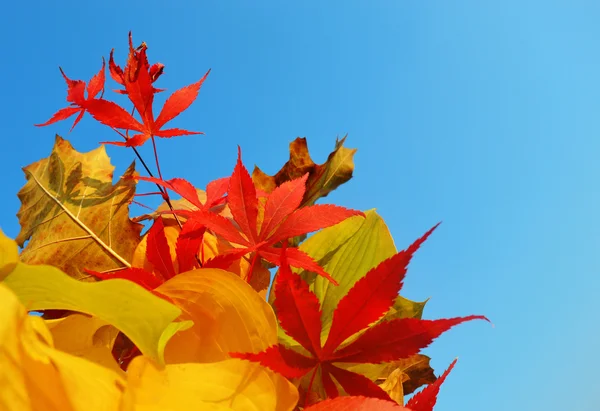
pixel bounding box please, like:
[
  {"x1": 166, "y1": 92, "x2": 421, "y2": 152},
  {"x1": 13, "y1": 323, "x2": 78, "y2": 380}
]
[
  {"x1": 36, "y1": 59, "x2": 106, "y2": 131},
  {"x1": 146, "y1": 218, "x2": 176, "y2": 280},
  {"x1": 322, "y1": 225, "x2": 439, "y2": 355}
]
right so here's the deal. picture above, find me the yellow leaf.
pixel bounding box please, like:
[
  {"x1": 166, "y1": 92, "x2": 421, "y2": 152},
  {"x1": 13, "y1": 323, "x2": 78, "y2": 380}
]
[
  {"x1": 1, "y1": 234, "x2": 187, "y2": 365},
  {"x1": 1, "y1": 284, "x2": 295, "y2": 411},
  {"x1": 0, "y1": 228, "x2": 18, "y2": 280},
  {"x1": 0, "y1": 283, "x2": 127, "y2": 411},
  {"x1": 45, "y1": 314, "x2": 123, "y2": 375},
  {"x1": 125, "y1": 357, "x2": 298, "y2": 411},
  {"x1": 16, "y1": 135, "x2": 142, "y2": 280},
  {"x1": 156, "y1": 269, "x2": 278, "y2": 363}
]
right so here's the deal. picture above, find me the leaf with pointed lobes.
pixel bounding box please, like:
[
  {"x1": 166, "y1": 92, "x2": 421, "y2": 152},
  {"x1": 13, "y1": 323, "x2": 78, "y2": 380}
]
[
  {"x1": 322, "y1": 224, "x2": 439, "y2": 355},
  {"x1": 16, "y1": 136, "x2": 142, "y2": 280},
  {"x1": 253, "y1": 136, "x2": 356, "y2": 207},
  {"x1": 135, "y1": 175, "x2": 229, "y2": 210},
  {"x1": 274, "y1": 261, "x2": 323, "y2": 357},
  {"x1": 146, "y1": 217, "x2": 176, "y2": 280},
  {"x1": 232, "y1": 229, "x2": 487, "y2": 405},
  {"x1": 191, "y1": 147, "x2": 362, "y2": 284},
  {"x1": 406, "y1": 359, "x2": 457, "y2": 411},
  {"x1": 35, "y1": 58, "x2": 105, "y2": 131},
  {"x1": 304, "y1": 396, "x2": 410, "y2": 411},
  {"x1": 109, "y1": 32, "x2": 165, "y2": 94},
  {"x1": 88, "y1": 69, "x2": 209, "y2": 147},
  {"x1": 85, "y1": 33, "x2": 210, "y2": 148}
]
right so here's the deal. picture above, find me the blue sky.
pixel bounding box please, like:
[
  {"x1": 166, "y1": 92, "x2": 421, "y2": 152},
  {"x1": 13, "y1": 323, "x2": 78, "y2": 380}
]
[{"x1": 2, "y1": 1, "x2": 599, "y2": 410}]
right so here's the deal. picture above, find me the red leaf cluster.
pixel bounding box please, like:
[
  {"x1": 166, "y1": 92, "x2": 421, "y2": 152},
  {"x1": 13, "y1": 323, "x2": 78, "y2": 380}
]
[{"x1": 37, "y1": 32, "x2": 208, "y2": 148}]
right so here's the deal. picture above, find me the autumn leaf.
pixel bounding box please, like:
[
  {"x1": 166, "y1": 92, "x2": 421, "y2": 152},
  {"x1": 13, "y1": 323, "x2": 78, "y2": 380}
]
[
  {"x1": 1, "y1": 231, "x2": 188, "y2": 365},
  {"x1": 1, "y1": 282, "x2": 298, "y2": 411},
  {"x1": 253, "y1": 136, "x2": 356, "y2": 207},
  {"x1": 0, "y1": 283, "x2": 126, "y2": 411},
  {"x1": 85, "y1": 35, "x2": 210, "y2": 148},
  {"x1": 45, "y1": 313, "x2": 123, "y2": 375},
  {"x1": 156, "y1": 268, "x2": 278, "y2": 364},
  {"x1": 232, "y1": 228, "x2": 488, "y2": 403},
  {"x1": 35, "y1": 59, "x2": 105, "y2": 131},
  {"x1": 109, "y1": 32, "x2": 165, "y2": 94},
  {"x1": 16, "y1": 136, "x2": 142, "y2": 279},
  {"x1": 125, "y1": 357, "x2": 299, "y2": 411},
  {"x1": 183, "y1": 148, "x2": 363, "y2": 285},
  {"x1": 134, "y1": 175, "x2": 230, "y2": 272}
]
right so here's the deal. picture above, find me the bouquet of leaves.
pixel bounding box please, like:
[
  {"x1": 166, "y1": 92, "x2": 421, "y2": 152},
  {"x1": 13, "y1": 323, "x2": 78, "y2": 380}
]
[{"x1": 0, "y1": 33, "x2": 487, "y2": 411}]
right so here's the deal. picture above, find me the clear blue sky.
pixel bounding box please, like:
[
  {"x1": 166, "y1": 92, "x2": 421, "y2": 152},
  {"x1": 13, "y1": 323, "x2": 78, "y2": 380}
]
[{"x1": 2, "y1": 2, "x2": 599, "y2": 410}]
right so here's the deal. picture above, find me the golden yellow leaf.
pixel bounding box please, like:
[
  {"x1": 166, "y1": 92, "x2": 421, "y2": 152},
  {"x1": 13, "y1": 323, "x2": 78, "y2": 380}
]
[
  {"x1": 0, "y1": 228, "x2": 18, "y2": 280},
  {"x1": 157, "y1": 269, "x2": 278, "y2": 364},
  {"x1": 45, "y1": 314, "x2": 123, "y2": 375},
  {"x1": 1, "y1": 233, "x2": 187, "y2": 365},
  {"x1": 16, "y1": 135, "x2": 142, "y2": 280},
  {"x1": 125, "y1": 357, "x2": 298, "y2": 411},
  {"x1": 0, "y1": 283, "x2": 127, "y2": 411}
]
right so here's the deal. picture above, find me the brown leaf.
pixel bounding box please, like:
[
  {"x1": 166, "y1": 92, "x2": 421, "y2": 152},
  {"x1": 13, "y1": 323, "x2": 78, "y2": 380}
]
[
  {"x1": 252, "y1": 136, "x2": 356, "y2": 207},
  {"x1": 377, "y1": 355, "x2": 437, "y2": 400},
  {"x1": 16, "y1": 135, "x2": 142, "y2": 280}
]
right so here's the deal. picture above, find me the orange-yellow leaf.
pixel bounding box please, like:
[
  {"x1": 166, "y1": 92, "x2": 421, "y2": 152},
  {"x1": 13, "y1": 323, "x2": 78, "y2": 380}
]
[
  {"x1": 45, "y1": 314, "x2": 123, "y2": 375},
  {"x1": 157, "y1": 268, "x2": 278, "y2": 363},
  {"x1": 0, "y1": 283, "x2": 127, "y2": 411},
  {"x1": 125, "y1": 357, "x2": 298, "y2": 411}
]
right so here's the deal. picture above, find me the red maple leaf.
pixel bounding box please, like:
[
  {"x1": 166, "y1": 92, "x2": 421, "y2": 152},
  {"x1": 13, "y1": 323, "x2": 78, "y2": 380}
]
[
  {"x1": 85, "y1": 217, "x2": 174, "y2": 291},
  {"x1": 35, "y1": 58, "x2": 105, "y2": 131},
  {"x1": 108, "y1": 32, "x2": 165, "y2": 94},
  {"x1": 231, "y1": 227, "x2": 488, "y2": 403},
  {"x1": 174, "y1": 148, "x2": 363, "y2": 284},
  {"x1": 135, "y1": 175, "x2": 230, "y2": 272},
  {"x1": 84, "y1": 34, "x2": 210, "y2": 148}
]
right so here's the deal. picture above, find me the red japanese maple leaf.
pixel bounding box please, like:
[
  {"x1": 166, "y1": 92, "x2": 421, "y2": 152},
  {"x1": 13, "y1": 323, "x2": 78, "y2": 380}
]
[
  {"x1": 86, "y1": 217, "x2": 174, "y2": 291},
  {"x1": 85, "y1": 35, "x2": 210, "y2": 147},
  {"x1": 173, "y1": 148, "x2": 363, "y2": 284},
  {"x1": 135, "y1": 175, "x2": 230, "y2": 272},
  {"x1": 108, "y1": 32, "x2": 165, "y2": 94},
  {"x1": 35, "y1": 59, "x2": 105, "y2": 131},
  {"x1": 231, "y1": 226, "x2": 488, "y2": 403}
]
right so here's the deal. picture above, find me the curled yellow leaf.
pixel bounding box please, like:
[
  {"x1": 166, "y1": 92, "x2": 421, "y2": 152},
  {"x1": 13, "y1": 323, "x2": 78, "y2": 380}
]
[{"x1": 157, "y1": 268, "x2": 278, "y2": 363}]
